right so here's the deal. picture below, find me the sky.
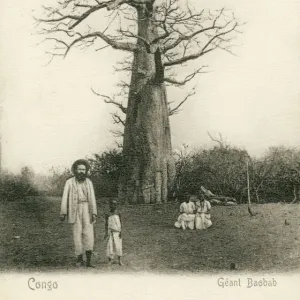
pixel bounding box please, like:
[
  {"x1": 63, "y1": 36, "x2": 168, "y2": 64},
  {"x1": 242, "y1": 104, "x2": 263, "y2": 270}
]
[{"x1": 0, "y1": 0, "x2": 300, "y2": 174}]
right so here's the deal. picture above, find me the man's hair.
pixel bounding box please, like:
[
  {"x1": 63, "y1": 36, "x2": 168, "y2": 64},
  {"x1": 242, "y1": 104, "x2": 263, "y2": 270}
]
[{"x1": 71, "y1": 159, "x2": 91, "y2": 174}]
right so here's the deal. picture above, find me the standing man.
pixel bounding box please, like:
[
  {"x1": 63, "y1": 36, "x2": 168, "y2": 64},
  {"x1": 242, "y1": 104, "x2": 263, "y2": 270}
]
[{"x1": 60, "y1": 159, "x2": 97, "y2": 268}]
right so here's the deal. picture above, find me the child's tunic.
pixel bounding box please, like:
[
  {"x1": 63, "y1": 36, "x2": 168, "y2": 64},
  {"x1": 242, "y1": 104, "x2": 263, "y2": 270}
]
[{"x1": 106, "y1": 213, "x2": 123, "y2": 258}]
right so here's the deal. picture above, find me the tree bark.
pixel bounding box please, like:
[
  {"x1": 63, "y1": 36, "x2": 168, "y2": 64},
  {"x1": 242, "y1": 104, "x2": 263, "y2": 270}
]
[{"x1": 118, "y1": 5, "x2": 175, "y2": 204}]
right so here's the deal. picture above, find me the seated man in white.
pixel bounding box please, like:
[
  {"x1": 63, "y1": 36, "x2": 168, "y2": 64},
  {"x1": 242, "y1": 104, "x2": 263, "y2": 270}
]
[
  {"x1": 175, "y1": 193, "x2": 196, "y2": 230},
  {"x1": 195, "y1": 194, "x2": 212, "y2": 230}
]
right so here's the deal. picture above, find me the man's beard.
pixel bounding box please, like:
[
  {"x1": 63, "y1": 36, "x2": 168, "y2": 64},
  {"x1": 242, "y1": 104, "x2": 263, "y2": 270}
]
[{"x1": 75, "y1": 173, "x2": 87, "y2": 182}]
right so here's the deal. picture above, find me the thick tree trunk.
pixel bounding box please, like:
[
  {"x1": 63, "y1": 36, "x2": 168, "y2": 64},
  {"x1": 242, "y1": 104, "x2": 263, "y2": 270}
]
[{"x1": 118, "y1": 6, "x2": 176, "y2": 204}]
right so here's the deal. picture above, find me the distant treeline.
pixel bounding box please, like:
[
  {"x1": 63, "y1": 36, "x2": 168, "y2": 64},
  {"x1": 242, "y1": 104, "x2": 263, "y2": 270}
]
[{"x1": 1, "y1": 143, "x2": 300, "y2": 204}]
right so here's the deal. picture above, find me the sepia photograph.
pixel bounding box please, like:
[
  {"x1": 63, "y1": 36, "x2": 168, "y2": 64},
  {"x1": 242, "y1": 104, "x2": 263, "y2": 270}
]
[{"x1": 0, "y1": 0, "x2": 299, "y2": 298}]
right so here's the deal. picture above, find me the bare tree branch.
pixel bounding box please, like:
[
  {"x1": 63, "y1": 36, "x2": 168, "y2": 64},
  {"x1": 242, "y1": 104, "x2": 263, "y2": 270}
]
[
  {"x1": 118, "y1": 28, "x2": 152, "y2": 52},
  {"x1": 207, "y1": 132, "x2": 229, "y2": 149},
  {"x1": 164, "y1": 66, "x2": 208, "y2": 86},
  {"x1": 114, "y1": 55, "x2": 133, "y2": 72},
  {"x1": 163, "y1": 25, "x2": 223, "y2": 53},
  {"x1": 44, "y1": 52, "x2": 65, "y2": 66},
  {"x1": 91, "y1": 88, "x2": 127, "y2": 113},
  {"x1": 107, "y1": 0, "x2": 129, "y2": 10},
  {"x1": 36, "y1": 1, "x2": 129, "y2": 30},
  {"x1": 63, "y1": 31, "x2": 137, "y2": 56},
  {"x1": 111, "y1": 112, "x2": 126, "y2": 126},
  {"x1": 96, "y1": 44, "x2": 111, "y2": 51},
  {"x1": 164, "y1": 22, "x2": 238, "y2": 67},
  {"x1": 110, "y1": 128, "x2": 124, "y2": 137},
  {"x1": 110, "y1": 111, "x2": 124, "y2": 138},
  {"x1": 69, "y1": 3, "x2": 109, "y2": 29},
  {"x1": 164, "y1": 48, "x2": 214, "y2": 67},
  {"x1": 35, "y1": 9, "x2": 81, "y2": 24},
  {"x1": 168, "y1": 89, "x2": 196, "y2": 116}
]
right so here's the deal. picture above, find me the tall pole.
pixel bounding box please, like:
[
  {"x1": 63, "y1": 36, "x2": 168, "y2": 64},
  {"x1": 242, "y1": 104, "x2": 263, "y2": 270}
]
[
  {"x1": 246, "y1": 159, "x2": 251, "y2": 205},
  {"x1": 0, "y1": 104, "x2": 2, "y2": 174},
  {"x1": 246, "y1": 157, "x2": 256, "y2": 217}
]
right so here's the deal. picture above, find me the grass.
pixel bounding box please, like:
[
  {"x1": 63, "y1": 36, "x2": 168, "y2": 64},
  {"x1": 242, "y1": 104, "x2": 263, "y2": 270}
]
[{"x1": 0, "y1": 196, "x2": 299, "y2": 274}]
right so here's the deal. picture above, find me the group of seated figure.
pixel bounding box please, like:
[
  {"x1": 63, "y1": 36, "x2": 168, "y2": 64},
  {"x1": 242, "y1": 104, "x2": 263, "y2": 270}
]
[{"x1": 175, "y1": 192, "x2": 212, "y2": 230}]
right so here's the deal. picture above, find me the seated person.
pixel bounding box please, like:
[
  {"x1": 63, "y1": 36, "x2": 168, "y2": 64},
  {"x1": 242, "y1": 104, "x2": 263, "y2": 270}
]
[
  {"x1": 175, "y1": 193, "x2": 195, "y2": 230},
  {"x1": 195, "y1": 194, "x2": 212, "y2": 230}
]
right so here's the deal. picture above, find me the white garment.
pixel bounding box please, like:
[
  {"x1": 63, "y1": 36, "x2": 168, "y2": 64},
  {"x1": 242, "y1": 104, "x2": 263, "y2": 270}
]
[
  {"x1": 175, "y1": 201, "x2": 195, "y2": 230},
  {"x1": 195, "y1": 200, "x2": 212, "y2": 230},
  {"x1": 76, "y1": 181, "x2": 88, "y2": 202},
  {"x1": 61, "y1": 177, "x2": 97, "y2": 224},
  {"x1": 73, "y1": 202, "x2": 94, "y2": 255},
  {"x1": 106, "y1": 214, "x2": 123, "y2": 258},
  {"x1": 180, "y1": 201, "x2": 195, "y2": 214}
]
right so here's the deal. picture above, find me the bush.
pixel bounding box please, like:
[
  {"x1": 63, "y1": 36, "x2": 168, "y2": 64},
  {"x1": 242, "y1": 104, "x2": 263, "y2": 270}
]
[
  {"x1": 0, "y1": 167, "x2": 38, "y2": 201},
  {"x1": 174, "y1": 144, "x2": 249, "y2": 202},
  {"x1": 37, "y1": 150, "x2": 122, "y2": 198},
  {"x1": 88, "y1": 149, "x2": 123, "y2": 197},
  {"x1": 250, "y1": 146, "x2": 300, "y2": 203},
  {"x1": 174, "y1": 143, "x2": 300, "y2": 204},
  {"x1": 46, "y1": 167, "x2": 72, "y2": 196},
  {"x1": 5, "y1": 144, "x2": 298, "y2": 204}
]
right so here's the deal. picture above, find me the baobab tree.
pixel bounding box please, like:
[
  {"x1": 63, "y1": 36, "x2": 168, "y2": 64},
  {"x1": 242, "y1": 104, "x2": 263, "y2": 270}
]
[{"x1": 36, "y1": 0, "x2": 241, "y2": 204}]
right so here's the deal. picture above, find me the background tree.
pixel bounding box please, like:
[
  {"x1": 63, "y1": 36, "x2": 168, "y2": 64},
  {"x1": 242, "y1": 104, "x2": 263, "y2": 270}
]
[
  {"x1": 0, "y1": 166, "x2": 38, "y2": 201},
  {"x1": 250, "y1": 149, "x2": 280, "y2": 203},
  {"x1": 20, "y1": 166, "x2": 36, "y2": 196},
  {"x1": 173, "y1": 143, "x2": 191, "y2": 199},
  {"x1": 182, "y1": 145, "x2": 249, "y2": 202},
  {"x1": 260, "y1": 146, "x2": 300, "y2": 203},
  {"x1": 88, "y1": 148, "x2": 123, "y2": 197},
  {"x1": 36, "y1": 0, "x2": 242, "y2": 204},
  {"x1": 48, "y1": 166, "x2": 72, "y2": 196}
]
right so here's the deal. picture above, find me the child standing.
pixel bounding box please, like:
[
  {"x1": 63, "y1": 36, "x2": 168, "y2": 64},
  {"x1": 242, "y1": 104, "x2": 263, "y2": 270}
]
[{"x1": 105, "y1": 200, "x2": 123, "y2": 265}]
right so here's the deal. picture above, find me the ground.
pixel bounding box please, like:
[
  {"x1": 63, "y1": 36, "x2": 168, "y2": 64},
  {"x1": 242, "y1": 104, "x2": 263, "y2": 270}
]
[{"x1": 0, "y1": 196, "x2": 299, "y2": 274}]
